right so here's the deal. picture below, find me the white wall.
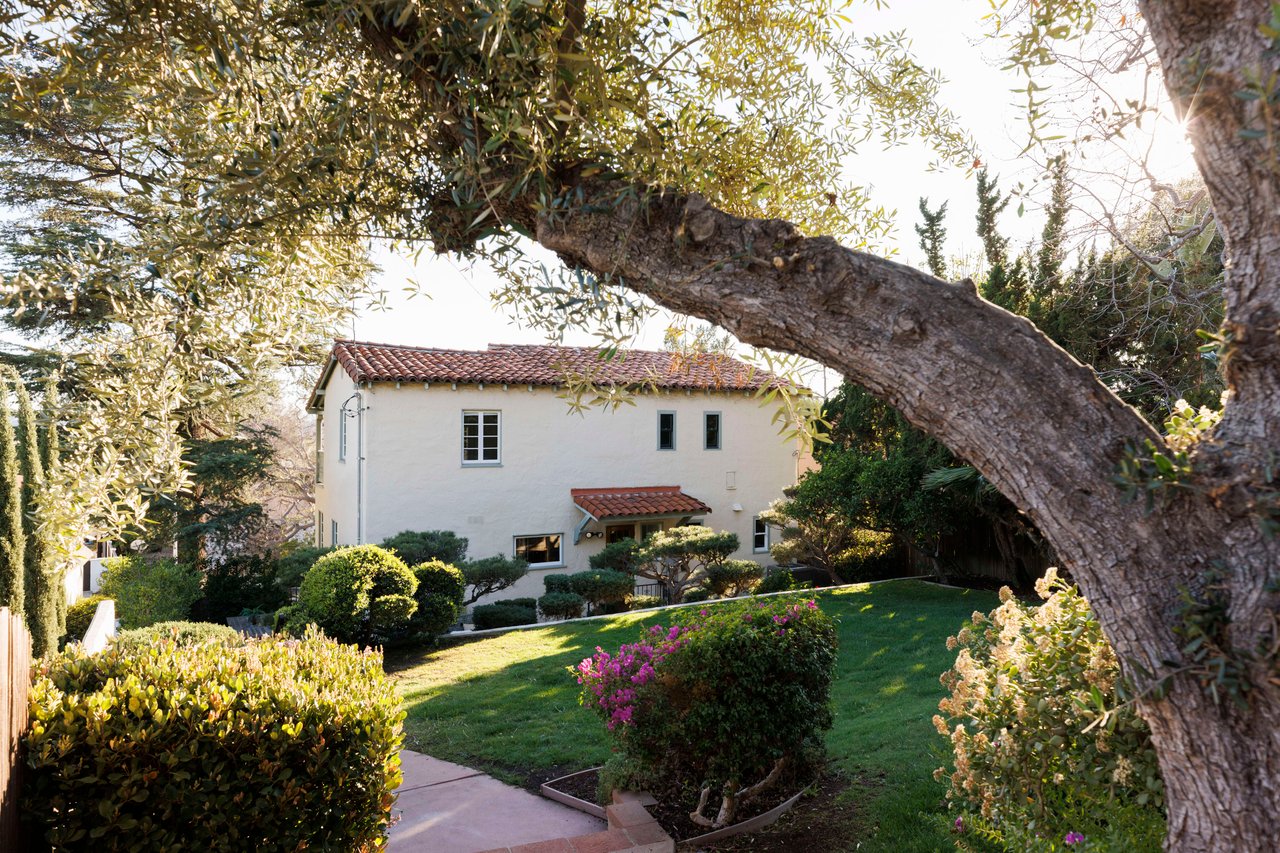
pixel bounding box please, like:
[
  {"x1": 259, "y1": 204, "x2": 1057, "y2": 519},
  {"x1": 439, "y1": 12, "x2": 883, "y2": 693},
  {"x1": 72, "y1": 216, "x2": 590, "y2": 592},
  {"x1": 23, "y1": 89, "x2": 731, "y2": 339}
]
[
  {"x1": 314, "y1": 378, "x2": 801, "y2": 605},
  {"x1": 314, "y1": 369, "x2": 361, "y2": 549}
]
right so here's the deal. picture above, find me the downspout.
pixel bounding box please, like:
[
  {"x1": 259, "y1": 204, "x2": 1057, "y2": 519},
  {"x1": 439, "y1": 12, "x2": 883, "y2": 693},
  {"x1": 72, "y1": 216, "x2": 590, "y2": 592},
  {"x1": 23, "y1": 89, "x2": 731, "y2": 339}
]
[{"x1": 340, "y1": 389, "x2": 368, "y2": 545}]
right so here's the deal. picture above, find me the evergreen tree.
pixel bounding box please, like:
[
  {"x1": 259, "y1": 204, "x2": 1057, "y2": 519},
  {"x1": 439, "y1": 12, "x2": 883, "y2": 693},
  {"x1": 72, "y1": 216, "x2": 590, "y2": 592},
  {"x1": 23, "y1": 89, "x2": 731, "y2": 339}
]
[
  {"x1": 0, "y1": 374, "x2": 25, "y2": 614},
  {"x1": 1033, "y1": 156, "x2": 1070, "y2": 295},
  {"x1": 16, "y1": 376, "x2": 57, "y2": 655},
  {"x1": 915, "y1": 197, "x2": 949, "y2": 278},
  {"x1": 41, "y1": 377, "x2": 65, "y2": 639},
  {"x1": 975, "y1": 169, "x2": 1028, "y2": 311}
]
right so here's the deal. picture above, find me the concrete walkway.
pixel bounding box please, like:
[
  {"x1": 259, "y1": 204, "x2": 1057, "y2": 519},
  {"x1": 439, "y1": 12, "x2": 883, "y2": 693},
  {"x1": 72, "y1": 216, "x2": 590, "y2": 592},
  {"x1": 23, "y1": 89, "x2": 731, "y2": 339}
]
[{"x1": 389, "y1": 751, "x2": 606, "y2": 853}]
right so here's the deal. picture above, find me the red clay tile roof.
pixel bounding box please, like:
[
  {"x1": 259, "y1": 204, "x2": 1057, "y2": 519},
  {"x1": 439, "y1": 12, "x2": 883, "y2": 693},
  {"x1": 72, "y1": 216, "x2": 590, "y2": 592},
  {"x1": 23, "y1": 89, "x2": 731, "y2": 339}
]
[
  {"x1": 325, "y1": 340, "x2": 768, "y2": 392},
  {"x1": 572, "y1": 486, "x2": 712, "y2": 520}
]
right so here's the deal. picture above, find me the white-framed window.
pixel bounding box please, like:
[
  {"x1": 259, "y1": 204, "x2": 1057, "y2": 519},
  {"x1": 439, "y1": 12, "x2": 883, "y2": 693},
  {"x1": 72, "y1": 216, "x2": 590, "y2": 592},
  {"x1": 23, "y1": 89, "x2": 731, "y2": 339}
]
[
  {"x1": 514, "y1": 533, "x2": 563, "y2": 567},
  {"x1": 752, "y1": 517, "x2": 770, "y2": 552},
  {"x1": 331, "y1": 519, "x2": 338, "y2": 547},
  {"x1": 463, "y1": 410, "x2": 501, "y2": 464},
  {"x1": 317, "y1": 511, "x2": 325, "y2": 546},
  {"x1": 703, "y1": 412, "x2": 722, "y2": 450},
  {"x1": 338, "y1": 411, "x2": 347, "y2": 462},
  {"x1": 657, "y1": 411, "x2": 676, "y2": 450}
]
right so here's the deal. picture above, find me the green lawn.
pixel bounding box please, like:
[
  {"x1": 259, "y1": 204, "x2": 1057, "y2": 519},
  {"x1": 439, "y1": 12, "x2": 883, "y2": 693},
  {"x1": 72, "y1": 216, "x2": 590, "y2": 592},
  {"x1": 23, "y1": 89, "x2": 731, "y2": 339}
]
[{"x1": 389, "y1": 579, "x2": 999, "y2": 852}]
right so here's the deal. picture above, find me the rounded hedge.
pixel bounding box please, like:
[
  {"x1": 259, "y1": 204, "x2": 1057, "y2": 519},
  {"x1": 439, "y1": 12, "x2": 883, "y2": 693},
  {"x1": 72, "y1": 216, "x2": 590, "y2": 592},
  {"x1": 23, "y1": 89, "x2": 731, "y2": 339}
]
[
  {"x1": 756, "y1": 569, "x2": 802, "y2": 594},
  {"x1": 492, "y1": 597, "x2": 537, "y2": 610},
  {"x1": 297, "y1": 545, "x2": 418, "y2": 643},
  {"x1": 628, "y1": 595, "x2": 662, "y2": 610},
  {"x1": 705, "y1": 560, "x2": 764, "y2": 597},
  {"x1": 471, "y1": 603, "x2": 537, "y2": 630},
  {"x1": 543, "y1": 573, "x2": 572, "y2": 594},
  {"x1": 113, "y1": 621, "x2": 242, "y2": 653},
  {"x1": 569, "y1": 569, "x2": 634, "y2": 607},
  {"x1": 24, "y1": 630, "x2": 404, "y2": 850},
  {"x1": 538, "y1": 592, "x2": 585, "y2": 620},
  {"x1": 64, "y1": 595, "x2": 106, "y2": 643},
  {"x1": 411, "y1": 560, "x2": 466, "y2": 636}
]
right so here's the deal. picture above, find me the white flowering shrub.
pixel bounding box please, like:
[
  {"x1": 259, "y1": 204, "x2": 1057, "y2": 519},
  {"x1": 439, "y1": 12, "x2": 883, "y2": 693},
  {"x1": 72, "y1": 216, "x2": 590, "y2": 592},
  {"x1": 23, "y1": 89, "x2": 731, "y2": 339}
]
[{"x1": 934, "y1": 571, "x2": 1164, "y2": 848}]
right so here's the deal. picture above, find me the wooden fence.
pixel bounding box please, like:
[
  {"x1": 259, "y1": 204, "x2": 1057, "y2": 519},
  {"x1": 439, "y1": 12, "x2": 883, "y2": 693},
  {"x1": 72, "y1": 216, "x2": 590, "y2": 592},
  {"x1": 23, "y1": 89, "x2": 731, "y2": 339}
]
[{"x1": 0, "y1": 607, "x2": 31, "y2": 851}]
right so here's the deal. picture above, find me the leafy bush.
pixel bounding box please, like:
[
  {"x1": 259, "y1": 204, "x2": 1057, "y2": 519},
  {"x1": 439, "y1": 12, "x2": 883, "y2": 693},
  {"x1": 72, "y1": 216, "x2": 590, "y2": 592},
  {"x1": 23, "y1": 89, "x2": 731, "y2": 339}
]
[
  {"x1": 64, "y1": 595, "x2": 106, "y2": 643},
  {"x1": 471, "y1": 603, "x2": 537, "y2": 630},
  {"x1": 544, "y1": 573, "x2": 572, "y2": 593},
  {"x1": 114, "y1": 621, "x2": 242, "y2": 652},
  {"x1": 99, "y1": 557, "x2": 202, "y2": 629},
  {"x1": 539, "y1": 592, "x2": 585, "y2": 620},
  {"x1": 296, "y1": 545, "x2": 418, "y2": 643},
  {"x1": 410, "y1": 560, "x2": 465, "y2": 636},
  {"x1": 380, "y1": 529, "x2": 469, "y2": 566},
  {"x1": 935, "y1": 570, "x2": 1164, "y2": 846},
  {"x1": 462, "y1": 555, "x2": 529, "y2": 605},
  {"x1": 628, "y1": 595, "x2": 662, "y2": 610},
  {"x1": 681, "y1": 587, "x2": 712, "y2": 603},
  {"x1": 576, "y1": 597, "x2": 837, "y2": 828},
  {"x1": 705, "y1": 560, "x2": 764, "y2": 597},
  {"x1": 837, "y1": 528, "x2": 897, "y2": 579},
  {"x1": 635, "y1": 527, "x2": 738, "y2": 603},
  {"x1": 273, "y1": 602, "x2": 315, "y2": 636},
  {"x1": 25, "y1": 630, "x2": 404, "y2": 850},
  {"x1": 569, "y1": 569, "x2": 635, "y2": 611},
  {"x1": 194, "y1": 554, "x2": 286, "y2": 622},
  {"x1": 588, "y1": 537, "x2": 641, "y2": 574},
  {"x1": 273, "y1": 545, "x2": 333, "y2": 590},
  {"x1": 493, "y1": 597, "x2": 538, "y2": 610},
  {"x1": 756, "y1": 568, "x2": 807, "y2": 594}
]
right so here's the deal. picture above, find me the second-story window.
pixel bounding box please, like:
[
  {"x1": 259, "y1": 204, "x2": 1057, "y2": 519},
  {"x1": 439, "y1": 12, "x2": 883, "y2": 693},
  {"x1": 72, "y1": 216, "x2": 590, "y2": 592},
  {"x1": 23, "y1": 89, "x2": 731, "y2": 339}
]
[
  {"x1": 463, "y1": 410, "x2": 501, "y2": 464},
  {"x1": 658, "y1": 411, "x2": 676, "y2": 450},
  {"x1": 704, "y1": 412, "x2": 722, "y2": 450}
]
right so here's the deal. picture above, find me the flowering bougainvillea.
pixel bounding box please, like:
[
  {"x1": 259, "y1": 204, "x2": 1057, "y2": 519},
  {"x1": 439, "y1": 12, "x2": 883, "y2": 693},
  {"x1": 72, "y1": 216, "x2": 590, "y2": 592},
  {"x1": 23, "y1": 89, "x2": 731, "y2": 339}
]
[
  {"x1": 574, "y1": 597, "x2": 836, "y2": 827},
  {"x1": 934, "y1": 570, "x2": 1165, "y2": 848}
]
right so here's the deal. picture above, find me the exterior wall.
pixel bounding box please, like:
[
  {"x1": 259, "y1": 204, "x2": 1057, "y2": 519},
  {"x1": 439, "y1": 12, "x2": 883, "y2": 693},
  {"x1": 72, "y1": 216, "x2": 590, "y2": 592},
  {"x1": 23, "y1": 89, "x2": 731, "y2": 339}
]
[
  {"x1": 313, "y1": 370, "x2": 361, "y2": 549},
  {"x1": 314, "y1": 378, "x2": 802, "y2": 606}
]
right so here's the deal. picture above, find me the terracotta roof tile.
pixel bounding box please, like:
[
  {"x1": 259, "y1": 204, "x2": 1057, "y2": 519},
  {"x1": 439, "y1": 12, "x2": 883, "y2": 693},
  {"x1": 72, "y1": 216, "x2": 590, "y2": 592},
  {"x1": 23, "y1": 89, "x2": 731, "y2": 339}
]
[
  {"x1": 571, "y1": 486, "x2": 712, "y2": 520},
  {"x1": 325, "y1": 340, "x2": 769, "y2": 392}
]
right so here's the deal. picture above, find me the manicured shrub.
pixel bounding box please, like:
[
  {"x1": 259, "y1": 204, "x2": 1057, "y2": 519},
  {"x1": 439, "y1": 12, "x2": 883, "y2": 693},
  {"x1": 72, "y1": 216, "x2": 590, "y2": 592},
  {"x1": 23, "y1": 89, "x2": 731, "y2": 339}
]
[
  {"x1": 576, "y1": 597, "x2": 837, "y2": 828},
  {"x1": 493, "y1": 597, "x2": 538, "y2": 610},
  {"x1": 934, "y1": 570, "x2": 1164, "y2": 847},
  {"x1": 64, "y1": 595, "x2": 106, "y2": 643},
  {"x1": 705, "y1": 559, "x2": 764, "y2": 597},
  {"x1": 114, "y1": 620, "x2": 242, "y2": 652},
  {"x1": 569, "y1": 569, "x2": 634, "y2": 611},
  {"x1": 681, "y1": 586, "x2": 712, "y2": 603},
  {"x1": 99, "y1": 557, "x2": 202, "y2": 629},
  {"x1": 194, "y1": 554, "x2": 286, "y2": 623},
  {"x1": 380, "y1": 529, "x2": 469, "y2": 566},
  {"x1": 756, "y1": 568, "x2": 804, "y2": 594},
  {"x1": 410, "y1": 560, "x2": 465, "y2": 636},
  {"x1": 273, "y1": 602, "x2": 315, "y2": 636},
  {"x1": 628, "y1": 595, "x2": 662, "y2": 610},
  {"x1": 544, "y1": 573, "x2": 573, "y2": 594},
  {"x1": 24, "y1": 630, "x2": 404, "y2": 850},
  {"x1": 296, "y1": 545, "x2": 418, "y2": 644},
  {"x1": 471, "y1": 603, "x2": 537, "y2": 630},
  {"x1": 635, "y1": 527, "x2": 738, "y2": 603},
  {"x1": 588, "y1": 537, "x2": 640, "y2": 574},
  {"x1": 538, "y1": 592, "x2": 585, "y2": 620},
  {"x1": 462, "y1": 555, "x2": 529, "y2": 605},
  {"x1": 274, "y1": 545, "x2": 333, "y2": 590}
]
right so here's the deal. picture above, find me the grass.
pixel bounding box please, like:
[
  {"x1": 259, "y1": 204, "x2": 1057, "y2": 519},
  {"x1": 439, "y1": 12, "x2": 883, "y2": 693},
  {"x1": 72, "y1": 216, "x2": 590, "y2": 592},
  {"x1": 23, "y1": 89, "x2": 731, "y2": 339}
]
[{"x1": 389, "y1": 579, "x2": 1000, "y2": 852}]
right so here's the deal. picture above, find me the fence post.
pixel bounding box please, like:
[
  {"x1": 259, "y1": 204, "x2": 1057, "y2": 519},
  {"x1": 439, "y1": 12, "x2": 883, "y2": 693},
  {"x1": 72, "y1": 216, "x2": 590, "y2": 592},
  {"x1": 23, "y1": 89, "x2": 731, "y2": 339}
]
[{"x1": 0, "y1": 607, "x2": 32, "y2": 850}]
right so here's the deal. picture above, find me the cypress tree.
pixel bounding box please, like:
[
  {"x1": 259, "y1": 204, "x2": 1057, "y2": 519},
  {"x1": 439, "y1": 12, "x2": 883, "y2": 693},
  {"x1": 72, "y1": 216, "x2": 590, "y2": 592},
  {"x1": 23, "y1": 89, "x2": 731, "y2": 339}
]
[
  {"x1": 975, "y1": 169, "x2": 1028, "y2": 312},
  {"x1": 41, "y1": 377, "x2": 66, "y2": 640},
  {"x1": 915, "y1": 197, "x2": 949, "y2": 278},
  {"x1": 0, "y1": 374, "x2": 25, "y2": 615},
  {"x1": 1034, "y1": 156, "x2": 1071, "y2": 294},
  {"x1": 16, "y1": 376, "x2": 56, "y2": 655}
]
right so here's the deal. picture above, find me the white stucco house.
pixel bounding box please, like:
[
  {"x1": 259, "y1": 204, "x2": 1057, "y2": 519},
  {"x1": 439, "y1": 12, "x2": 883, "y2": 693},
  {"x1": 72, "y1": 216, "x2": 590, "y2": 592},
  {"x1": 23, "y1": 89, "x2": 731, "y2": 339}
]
[{"x1": 306, "y1": 340, "x2": 808, "y2": 605}]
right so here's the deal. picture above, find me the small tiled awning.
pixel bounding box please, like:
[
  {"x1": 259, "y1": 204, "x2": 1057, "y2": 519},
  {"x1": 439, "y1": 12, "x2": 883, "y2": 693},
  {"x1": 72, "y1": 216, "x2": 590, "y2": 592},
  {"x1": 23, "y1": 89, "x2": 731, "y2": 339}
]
[{"x1": 572, "y1": 486, "x2": 712, "y2": 520}]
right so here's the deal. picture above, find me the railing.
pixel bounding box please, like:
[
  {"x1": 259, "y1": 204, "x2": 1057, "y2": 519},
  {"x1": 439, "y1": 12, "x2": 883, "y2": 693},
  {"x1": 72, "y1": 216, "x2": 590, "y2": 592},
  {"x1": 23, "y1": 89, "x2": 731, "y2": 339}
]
[
  {"x1": 632, "y1": 582, "x2": 672, "y2": 604},
  {"x1": 0, "y1": 607, "x2": 32, "y2": 851}
]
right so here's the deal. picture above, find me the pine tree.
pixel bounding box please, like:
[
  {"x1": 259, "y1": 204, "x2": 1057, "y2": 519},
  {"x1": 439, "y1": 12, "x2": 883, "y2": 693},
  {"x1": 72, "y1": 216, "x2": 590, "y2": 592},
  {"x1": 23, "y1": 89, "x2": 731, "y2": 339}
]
[
  {"x1": 975, "y1": 169, "x2": 1028, "y2": 312},
  {"x1": 1034, "y1": 156, "x2": 1071, "y2": 294},
  {"x1": 16, "y1": 377, "x2": 57, "y2": 655},
  {"x1": 0, "y1": 374, "x2": 25, "y2": 615},
  {"x1": 915, "y1": 198, "x2": 949, "y2": 278}
]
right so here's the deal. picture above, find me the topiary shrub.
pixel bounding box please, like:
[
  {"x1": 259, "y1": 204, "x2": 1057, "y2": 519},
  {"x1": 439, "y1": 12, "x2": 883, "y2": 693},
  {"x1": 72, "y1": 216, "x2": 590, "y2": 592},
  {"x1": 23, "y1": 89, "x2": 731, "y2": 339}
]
[
  {"x1": 296, "y1": 545, "x2": 418, "y2": 644},
  {"x1": 99, "y1": 557, "x2": 202, "y2": 629},
  {"x1": 755, "y1": 568, "x2": 805, "y2": 595},
  {"x1": 705, "y1": 560, "x2": 764, "y2": 597},
  {"x1": 114, "y1": 620, "x2": 242, "y2": 653},
  {"x1": 410, "y1": 560, "x2": 465, "y2": 637},
  {"x1": 24, "y1": 629, "x2": 404, "y2": 850},
  {"x1": 635, "y1": 527, "x2": 739, "y2": 603},
  {"x1": 569, "y1": 569, "x2": 634, "y2": 612},
  {"x1": 576, "y1": 597, "x2": 837, "y2": 829},
  {"x1": 681, "y1": 586, "x2": 712, "y2": 603},
  {"x1": 588, "y1": 537, "x2": 641, "y2": 574},
  {"x1": 194, "y1": 554, "x2": 286, "y2": 623},
  {"x1": 492, "y1": 597, "x2": 537, "y2": 610},
  {"x1": 64, "y1": 595, "x2": 106, "y2": 643},
  {"x1": 543, "y1": 573, "x2": 572, "y2": 594},
  {"x1": 380, "y1": 530, "x2": 469, "y2": 567},
  {"x1": 628, "y1": 595, "x2": 662, "y2": 610},
  {"x1": 934, "y1": 570, "x2": 1165, "y2": 849},
  {"x1": 471, "y1": 603, "x2": 537, "y2": 630},
  {"x1": 538, "y1": 591, "x2": 585, "y2": 620},
  {"x1": 461, "y1": 555, "x2": 529, "y2": 605}
]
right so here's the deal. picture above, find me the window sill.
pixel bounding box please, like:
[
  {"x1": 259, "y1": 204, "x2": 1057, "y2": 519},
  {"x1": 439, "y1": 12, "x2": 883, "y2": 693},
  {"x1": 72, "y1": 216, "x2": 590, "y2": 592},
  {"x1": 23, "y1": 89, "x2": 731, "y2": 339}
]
[
  {"x1": 527, "y1": 563, "x2": 567, "y2": 570},
  {"x1": 461, "y1": 462, "x2": 503, "y2": 468},
  {"x1": 753, "y1": 548, "x2": 769, "y2": 554}
]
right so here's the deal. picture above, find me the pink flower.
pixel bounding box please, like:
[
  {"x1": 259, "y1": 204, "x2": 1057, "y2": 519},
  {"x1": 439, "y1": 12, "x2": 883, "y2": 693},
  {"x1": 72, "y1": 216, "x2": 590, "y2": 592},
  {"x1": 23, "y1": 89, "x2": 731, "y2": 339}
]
[
  {"x1": 1064, "y1": 832, "x2": 1085, "y2": 845},
  {"x1": 953, "y1": 817, "x2": 964, "y2": 833}
]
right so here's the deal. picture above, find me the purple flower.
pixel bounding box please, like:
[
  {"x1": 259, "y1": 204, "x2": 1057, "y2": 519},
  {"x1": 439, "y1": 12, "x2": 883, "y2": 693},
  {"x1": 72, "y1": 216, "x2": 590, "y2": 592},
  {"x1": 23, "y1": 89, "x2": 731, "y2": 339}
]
[
  {"x1": 1064, "y1": 832, "x2": 1085, "y2": 845},
  {"x1": 953, "y1": 816, "x2": 964, "y2": 833}
]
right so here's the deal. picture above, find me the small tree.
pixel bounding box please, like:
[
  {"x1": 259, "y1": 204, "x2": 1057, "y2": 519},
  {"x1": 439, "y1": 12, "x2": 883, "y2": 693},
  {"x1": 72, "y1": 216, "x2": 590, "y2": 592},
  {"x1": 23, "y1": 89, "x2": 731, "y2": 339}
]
[
  {"x1": 635, "y1": 527, "x2": 738, "y2": 604},
  {"x1": 588, "y1": 538, "x2": 641, "y2": 574},
  {"x1": 99, "y1": 557, "x2": 203, "y2": 629},
  {"x1": 761, "y1": 497, "x2": 860, "y2": 585},
  {"x1": 569, "y1": 569, "x2": 634, "y2": 613},
  {"x1": 705, "y1": 560, "x2": 764, "y2": 598},
  {"x1": 0, "y1": 374, "x2": 25, "y2": 615},
  {"x1": 381, "y1": 530, "x2": 469, "y2": 567},
  {"x1": 461, "y1": 555, "x2": 529, "y2": 606}
]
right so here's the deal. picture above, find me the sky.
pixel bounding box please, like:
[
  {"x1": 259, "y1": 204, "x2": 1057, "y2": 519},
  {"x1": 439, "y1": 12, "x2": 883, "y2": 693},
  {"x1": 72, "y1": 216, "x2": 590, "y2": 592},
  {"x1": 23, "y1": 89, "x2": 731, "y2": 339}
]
[{"x1": 349, "y1": 1, "x2": 1199, "y2": 368}]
